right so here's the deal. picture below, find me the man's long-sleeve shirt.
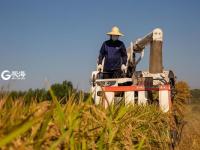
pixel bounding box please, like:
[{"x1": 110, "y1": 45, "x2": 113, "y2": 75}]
[{"x1": 98, "y1": 39, "x2": 127, "y2": 71}]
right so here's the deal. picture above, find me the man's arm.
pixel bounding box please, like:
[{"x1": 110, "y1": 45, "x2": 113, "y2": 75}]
[
  {"x1": 98, "y1": 42, "x2": 106, "y2": 65},
  {"x1": 120, "y1": 42, "x2": 127, "y2": 65}
]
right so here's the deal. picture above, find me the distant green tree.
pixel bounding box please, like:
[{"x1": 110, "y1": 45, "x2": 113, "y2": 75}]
[
  {"x1": 24, "y1": 88, "x2": 34, "y2": 103},
  {"x1": 33, "y1": 88, "x2": 48, "y2": 102},
  {"x1": 47, "y1": 80, "x2": 73, "y2": 102}
]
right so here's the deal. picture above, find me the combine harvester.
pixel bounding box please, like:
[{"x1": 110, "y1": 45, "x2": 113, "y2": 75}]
[{"x1": 91, "y1": 28, "x2": 176, "y2": 112}]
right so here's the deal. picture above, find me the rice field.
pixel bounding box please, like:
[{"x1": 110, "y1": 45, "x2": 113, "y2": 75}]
[
  {"x1": 0, "y1": 81, "x2": 193, "y2": 150},
  {"x1": 0, "y1": 92, "x2": 174, "y2": 150}
]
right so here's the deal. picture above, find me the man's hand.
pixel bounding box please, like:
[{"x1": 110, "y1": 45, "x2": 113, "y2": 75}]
[
  {"x1": 97, "y1": 64, "x2": 103, "y2": 71},
  {"x1": 121, "y1": 64, "x2": 127, "y2": 72}
]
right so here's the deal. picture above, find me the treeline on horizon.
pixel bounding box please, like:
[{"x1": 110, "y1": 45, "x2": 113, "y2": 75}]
[
  {"x1": 190, "y1": 88, "x2": 200, "y2": 102},
  {"x1": 0, "y1": 80, "x2": 200, "y2": 103},
  {"x1": 0, "y1": 80, "x2": 89, "y2": 103}
]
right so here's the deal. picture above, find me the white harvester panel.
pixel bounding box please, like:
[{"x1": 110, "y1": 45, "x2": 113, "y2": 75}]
[
  {"x1": 93, "y1": 86, "x2": 102, "y2": 105},
  {"x1": 124, "y1": 91, "x2": 135, "y2": 105},
  {"x1": 104, "y1": 92, "x2": 114, "y2": 108},
  {"x1": 159, "y1": 85, "x2": 171, "y2": 112},
  {"x1": 138, "y1": 91, "x2": 148, "y2": 105}
]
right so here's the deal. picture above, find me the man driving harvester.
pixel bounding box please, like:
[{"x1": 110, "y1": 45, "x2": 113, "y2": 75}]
[{"x1": 97, "y1": 26, "x2": 127, "y2": 79}]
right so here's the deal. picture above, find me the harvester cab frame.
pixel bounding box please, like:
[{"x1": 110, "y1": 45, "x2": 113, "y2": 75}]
[{"x1": 91, "y1": 28, "x2": 176, "y2": 112}]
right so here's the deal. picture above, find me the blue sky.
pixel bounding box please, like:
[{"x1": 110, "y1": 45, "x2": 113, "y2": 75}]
[{"x1": 0, "y1": 0, "x2": 200, "y2": 91}]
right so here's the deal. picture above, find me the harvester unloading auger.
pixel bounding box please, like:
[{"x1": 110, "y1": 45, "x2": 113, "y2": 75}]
[{"x1": 91, "y1": 28, "x2": 176, "y2": 112}]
